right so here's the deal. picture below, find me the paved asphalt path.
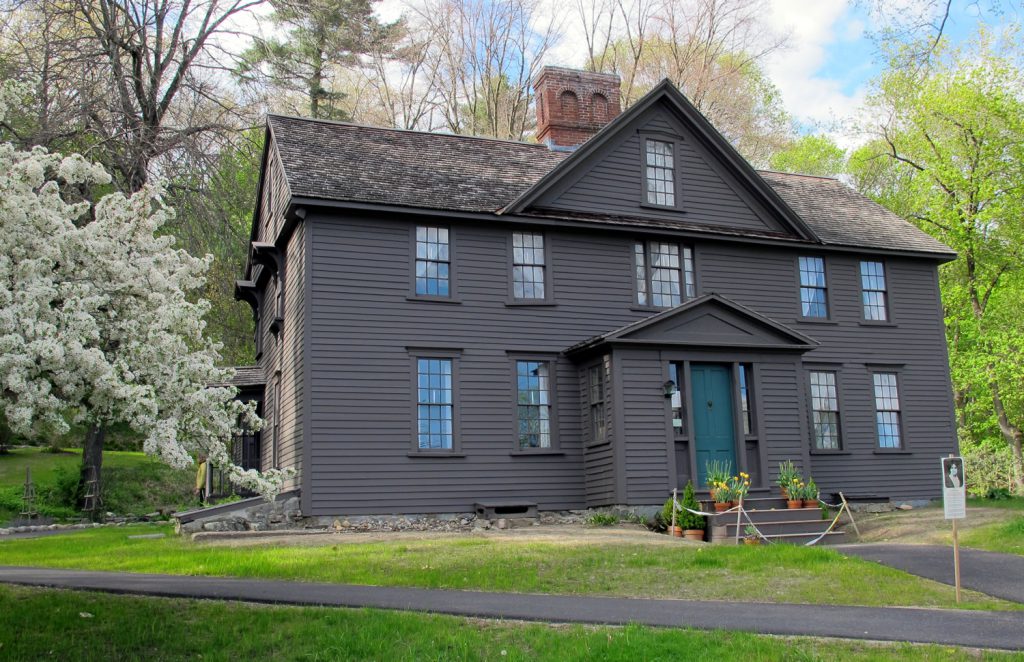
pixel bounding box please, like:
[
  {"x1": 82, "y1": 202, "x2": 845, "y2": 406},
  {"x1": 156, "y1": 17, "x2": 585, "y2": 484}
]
[
  {"x1": 0, "y1": 566, "x2": 1022, "y2": 650},
  {"x1": 837, "y1": 543, "x2": 1024, "y2": 604}
]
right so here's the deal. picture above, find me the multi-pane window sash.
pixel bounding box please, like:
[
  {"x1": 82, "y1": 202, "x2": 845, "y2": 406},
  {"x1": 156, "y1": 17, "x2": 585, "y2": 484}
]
[
  {"x1": 860, "y1": 261, "x2": 888, "y2": 321},
  {"x1": 417, "y1": 358, "x2": 453, "y2": 449},
  {"x1": 738, "y1": 364, "x2": 753, "y2": 436},
  {"x1": 635, "y1": 241, "x2": 696, "y2": 307},
  {"x1": 512, "y1": 232, "x2": 546, "y2": 299},
  {"x1": 809, "y1": 371, "x2": 841, "y2": 449},
  {"x1": 517, "y1": 360, "x2": 552, "y2": 449},
  {"x1": 873, "y1": 372, "x2": 902, "y2": 448},
  {"x1": 415, "y1": 226, "x2": 450, "y2": 296},
  {"x1": 668, "y1": 362, "x2": 686, "y2": 436},
  {"x1": 589, "y1": 364, "x2": 606, "y2": 443},
  {"x1": 799, "y1": 256, "x2": 828, "y2": 318},
  {"x1": 645, "y1": 139, "x2": 675, "y2": 206}
]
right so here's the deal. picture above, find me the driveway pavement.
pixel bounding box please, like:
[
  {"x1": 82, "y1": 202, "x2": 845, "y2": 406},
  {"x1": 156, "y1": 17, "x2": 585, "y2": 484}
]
[
  {"x1": 0, "y1": 566, "x2": 1022, "y2": 651},
  {"x1": 837, "y1": 543, "x2": 1024, "y2": 604}
]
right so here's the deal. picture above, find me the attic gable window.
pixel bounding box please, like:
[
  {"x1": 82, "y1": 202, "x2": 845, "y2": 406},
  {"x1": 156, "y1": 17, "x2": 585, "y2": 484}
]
[{"x1": 644, "y1": 138, "x2": 676, "y2": 207}]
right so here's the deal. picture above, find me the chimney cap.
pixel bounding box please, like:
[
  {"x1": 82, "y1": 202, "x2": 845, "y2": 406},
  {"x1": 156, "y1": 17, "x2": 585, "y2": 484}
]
[{"x1": 534, "y1": 66, "x2": 622, "y2": 149}]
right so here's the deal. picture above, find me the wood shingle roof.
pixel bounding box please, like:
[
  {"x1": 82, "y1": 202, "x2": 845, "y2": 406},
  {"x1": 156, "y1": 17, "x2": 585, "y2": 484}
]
[{"x1": 267, "y1": 114, "x2": 954, "y2": 258}]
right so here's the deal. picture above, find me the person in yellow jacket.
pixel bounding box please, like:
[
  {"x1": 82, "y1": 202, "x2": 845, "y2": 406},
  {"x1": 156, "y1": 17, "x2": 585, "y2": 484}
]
[{"x1": 194, "y1": 454, "x2": 208, "y2": 505}]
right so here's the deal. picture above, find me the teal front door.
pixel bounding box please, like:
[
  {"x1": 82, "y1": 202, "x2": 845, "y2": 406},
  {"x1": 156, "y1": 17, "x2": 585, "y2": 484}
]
[{"x1": 691, "y1": 364, "x2": 737, "y2": 487}]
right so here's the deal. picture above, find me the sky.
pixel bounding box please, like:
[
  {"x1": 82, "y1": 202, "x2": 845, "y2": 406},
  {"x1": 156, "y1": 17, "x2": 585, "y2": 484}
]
[{"x1": 234, "y1": 0, "x2": 1019, "y2": 144}]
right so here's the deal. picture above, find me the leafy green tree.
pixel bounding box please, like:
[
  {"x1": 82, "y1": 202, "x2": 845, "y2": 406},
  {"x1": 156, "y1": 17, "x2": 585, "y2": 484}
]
[
  {"x1": 238, "y1": 0, "x2": 394, "y2": 120},
  {"x1": 769, "y1": 134, "x2": 847, "y2": 177},
  {"x1": 165, "y1": 131, "x2": 263, "y2": 366},
  {"x1": 851, "y1": 32, "x2": 1024, "y2": 491}
]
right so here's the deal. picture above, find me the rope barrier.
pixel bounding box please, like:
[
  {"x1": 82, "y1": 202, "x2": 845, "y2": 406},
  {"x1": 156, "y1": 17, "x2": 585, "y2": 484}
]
[{"x1": 682, "y1": 496, "x2": 853, "y2": 547}]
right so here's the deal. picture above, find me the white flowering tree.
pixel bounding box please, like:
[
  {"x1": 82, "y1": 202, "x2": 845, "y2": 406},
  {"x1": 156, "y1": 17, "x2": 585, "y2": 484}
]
[{"x1": 0, "y1": 81, "x2": 291, "y2": 500}]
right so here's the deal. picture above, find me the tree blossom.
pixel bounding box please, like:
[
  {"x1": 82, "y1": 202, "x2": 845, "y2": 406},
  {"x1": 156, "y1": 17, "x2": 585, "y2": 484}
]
[{"x1": 0, "y1": 81, "x2": 292, "y2": 497}]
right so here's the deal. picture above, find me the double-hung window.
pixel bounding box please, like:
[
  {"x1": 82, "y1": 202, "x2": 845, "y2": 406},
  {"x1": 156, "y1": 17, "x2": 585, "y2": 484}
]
[
  {"x1": 860, "y1": 261, "x2": 889, "y2": 321},
  {"x1": 588, "y1": 363, "x2": 607, "y2": 444},
  {"x1": 873, "y1": 372, "x2": 902, "y2": 449},
  {"x1": 516, "y1": 360, "x2": 552, "y2": 449},
  {"x1": 635, "y1": 241, "x2": 695, "y2": 307},
  {"x1": 798, "y1": 256, "x2": 828, "y2": 318},
  {"x1": 512, "y1": 232, "x2": 546, "y2": 300},
  {"x1": 415, "y1": 226, "x2": 450, "y2": 297},
  {"x1": 416, "y1": 358, "x2": 454, "y2": 450},
  {"x1": 644, "y1": 139, "x2": 676, "y2": 206},
  {"x1": 809, "y1": 371, "x2": 841, "y2": 449}
]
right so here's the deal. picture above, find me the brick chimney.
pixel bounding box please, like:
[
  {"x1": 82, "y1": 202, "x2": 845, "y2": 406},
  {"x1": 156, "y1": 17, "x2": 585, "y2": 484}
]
[{"x1": 534, "y1": 66, "x2": 621, "y2": 150}]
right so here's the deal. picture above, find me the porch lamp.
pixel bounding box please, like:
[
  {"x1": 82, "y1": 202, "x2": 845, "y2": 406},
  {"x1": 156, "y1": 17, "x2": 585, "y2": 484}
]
[{"x1": 662, "y1": 380, "x2": 678, "y2": 398}]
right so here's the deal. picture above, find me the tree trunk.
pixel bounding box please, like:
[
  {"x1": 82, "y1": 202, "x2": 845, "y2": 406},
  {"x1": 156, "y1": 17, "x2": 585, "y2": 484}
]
[
  {"x1": 991, "y1": 380, "x2": 1024, "y2": 493},
  {"x1": 77, "y1": 425, "x2": 105, "y2": 510}
]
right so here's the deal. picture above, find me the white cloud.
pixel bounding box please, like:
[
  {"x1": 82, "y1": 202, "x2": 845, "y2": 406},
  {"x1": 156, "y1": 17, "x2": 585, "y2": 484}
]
[{"x1": 762, "y1": 0, "x2": 867, "y2": 138}]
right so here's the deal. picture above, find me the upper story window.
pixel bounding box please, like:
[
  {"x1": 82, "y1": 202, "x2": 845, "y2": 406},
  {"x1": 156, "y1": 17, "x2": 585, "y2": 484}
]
[
  {"x1": 516, "y1": 360, "x2": 552, "y2": 449},
  {"x1": 416, "y1": 357, "x2": 454, "y2": 450},
  {"x1": 860, "y1": 261, "x2": 889, "y2": 321},
  {"x1": 635, "y1": 241, "x2": 695, "y2": 308},
  {"x1": 644, "y1": 139, "x2": 676, "y2": 207},
  {"x1": 808, "y1": 370, "x2": 841, "y2": 450},
  {"x1": 873, "y1": 372, "x2": 903, "y2": 449},
  {"x1": 798, "y1": 256, "x2": 828, "y2": 318},
  {"x1": 512, "y1": 232, "x2": 546, "y2": 300},
  {"x1": 415, "y1": 226, "x2": 450, "y2": 297},
  {"x1": 588, "y1": 363, "x2": 607, "y2": 444}
]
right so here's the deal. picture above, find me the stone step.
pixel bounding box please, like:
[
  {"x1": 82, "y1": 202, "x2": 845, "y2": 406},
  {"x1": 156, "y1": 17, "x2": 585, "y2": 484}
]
[
  {"x1": 707, "y1": 506, "x2": 826, "y2": 524},
  {"x1": 723, "y1": 519, "x2": 833, "y2": 536}
]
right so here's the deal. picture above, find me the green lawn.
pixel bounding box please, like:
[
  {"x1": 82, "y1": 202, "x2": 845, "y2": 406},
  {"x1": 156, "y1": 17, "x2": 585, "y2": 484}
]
[
  {"x1": 1, "y1": 586, "x2": 1019, "y2": 662},
  {"x1": 961, "y1": 515, "x2": 1024, "y2": 556},
  {"x1": 0, "y1": 447, "x2": 194, "y2": 524},
  {"x1": 968, "y1": 496, "x2": 1024, "y2": 511},
  {"x1": 0, "y1": 525, "x2": 1016, "y2": 611}
]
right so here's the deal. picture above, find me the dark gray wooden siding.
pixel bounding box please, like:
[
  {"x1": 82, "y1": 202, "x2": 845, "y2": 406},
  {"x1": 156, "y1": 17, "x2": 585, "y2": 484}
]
[
  {"x1": 252, "y1": 143, "x2": 304, "y2": 490},
  {"x1": 303, "y1": 208, "x2": 954, "y2": 514},
  {"x1": 580, "y1": 354, "x2": 617, "y2": 506},
  {"x1": 535, "y1": 106, "x2": 791, "y2": 235}
]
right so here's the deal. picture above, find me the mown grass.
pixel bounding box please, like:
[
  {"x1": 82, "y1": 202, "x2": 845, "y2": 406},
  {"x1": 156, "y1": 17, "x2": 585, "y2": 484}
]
[
  {"x1": 961, "y1": 515, "x2": 1024, "y2": 556},
  {"x1": 0, "y1": 524, "x2": 1016, "y2": 610},
  {"x1": 0, "y1": 447, "x2": 193, "y2": 525},
  {"x1": 968, "y1": 496, "x2": 1024, "y2": 511},
  {"x1": 1, "y1": 586, "x2": 1020, "y2": 662}
]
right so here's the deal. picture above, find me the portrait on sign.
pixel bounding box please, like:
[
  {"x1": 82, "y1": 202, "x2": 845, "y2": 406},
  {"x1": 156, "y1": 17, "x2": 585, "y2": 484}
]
[{"x1": 943, "y1": 457, "x2": 964, "y2": 489}]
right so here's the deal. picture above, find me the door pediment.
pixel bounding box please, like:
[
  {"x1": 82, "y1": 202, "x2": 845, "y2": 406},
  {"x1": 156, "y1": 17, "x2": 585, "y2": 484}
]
[{"x1": 567, "y1": 294, "x2": 817, "y2": 355}]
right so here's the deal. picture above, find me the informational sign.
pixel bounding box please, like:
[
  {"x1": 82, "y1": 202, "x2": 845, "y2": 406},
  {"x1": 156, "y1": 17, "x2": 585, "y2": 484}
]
[{"x1": 942, "y1": 456, "x2": 966, "y2": 520}]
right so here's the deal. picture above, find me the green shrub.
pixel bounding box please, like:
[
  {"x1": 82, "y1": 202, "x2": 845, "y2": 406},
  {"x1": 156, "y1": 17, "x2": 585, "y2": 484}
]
[
  {"x1": 586, "y1": 512, "x2": 619, "y2": 526},
  {"x1": 660, "y1": 482, "x2": 705, "y2": 530},
  {"x1": 983, "y1": 487, "x2": 1013, "y2": 501}
]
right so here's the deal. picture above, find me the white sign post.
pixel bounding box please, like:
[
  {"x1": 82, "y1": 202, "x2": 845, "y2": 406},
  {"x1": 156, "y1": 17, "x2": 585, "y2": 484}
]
[{"x1": 942, "y1": 455, "x2": 966, "y2": 603}]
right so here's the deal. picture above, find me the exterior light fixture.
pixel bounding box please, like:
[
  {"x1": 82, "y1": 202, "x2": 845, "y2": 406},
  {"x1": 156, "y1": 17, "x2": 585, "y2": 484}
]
[{"x1": 662, "y1": 380, "x2": 678, "y2": 398}]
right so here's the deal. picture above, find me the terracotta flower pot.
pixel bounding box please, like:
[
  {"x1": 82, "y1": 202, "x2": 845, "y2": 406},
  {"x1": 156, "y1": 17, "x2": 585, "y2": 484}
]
[
  {"x1": 669, "y1": 525, "x2": 683, "y2": 537},
  {"x1": 684, "y1": 529, "x2": 704, "y2": 542},
  {"x1": 804, "y1": 499, "x2": 819, "y2": 509},
  {"x1": 714, "y1": 502, "x2": 730, "y2": 512},
  {"x1": 786, "y1": 499, "x2": 802, "y2": 509},
  {"x1": 743, "y1": 538, "x2": 760, "y2": 545}
]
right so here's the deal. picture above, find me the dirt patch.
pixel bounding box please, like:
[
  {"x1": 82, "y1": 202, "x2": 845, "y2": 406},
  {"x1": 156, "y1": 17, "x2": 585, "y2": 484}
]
[
  {"x1": 851, "y1": 505, "x2": 1011, "y2": 545},
  {"x1": 194, "y1": 523, "x2": 690, "y2": 549}
]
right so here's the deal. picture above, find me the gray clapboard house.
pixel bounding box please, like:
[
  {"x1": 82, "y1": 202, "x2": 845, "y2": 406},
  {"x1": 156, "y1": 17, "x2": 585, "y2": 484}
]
[{"x1": 234, "y1": 67, "x2": 958, "y2": 518}]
